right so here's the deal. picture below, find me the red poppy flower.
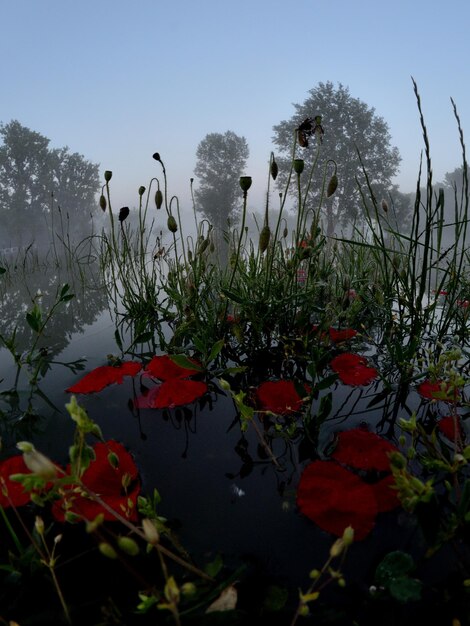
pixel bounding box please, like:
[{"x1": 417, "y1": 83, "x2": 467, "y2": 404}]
[
  {"x1": 329, "y1": 328, "x2": 357, "y2": 342},
  {"x1": 52, "y1": 440, "x2": 140, "y2": 522},
  {"x1": 0, "y1": 455, "x2": 33, "y2": 508},
  {"x1": 297, "y1": 461, "x2": 378, "y2": 540},
  {"x1": 331, "y1": 428, "x2": 398, "y2": 472},
  {"x1": 336, "y1": 365, "x2": 378, "y2": 386},
  {"x1": 418, "y1": 380, "x2": 460, "y2": 401},
  {"x1": 370, "y1": 474, "x2": 400, "y2": 513},
  {"x1": 66, "y1": 361, "x2": 142, "y2": 393},
  {"x1": 145, "y1": 355, "x2": 201, "y2": 380},
  {"x1": 438, "y1": 415, "x2": 464, "y2": 441},
  {"x1": 330, "y1": 353, "x2": 367, "y2": 371},
  {"x1": 256, "y1": 380, "x2": 309, "y2": 415},
  {"x1": 135, "y1": 379, "x2": 207, "y2": 409}
]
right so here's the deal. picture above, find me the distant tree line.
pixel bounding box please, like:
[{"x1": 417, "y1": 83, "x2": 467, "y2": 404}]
[{"x1": 0, "y1": 120, "x2": 100, "y2": 249}]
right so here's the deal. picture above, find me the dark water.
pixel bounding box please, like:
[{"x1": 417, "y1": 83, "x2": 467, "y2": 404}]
[{"x1": 1, "y1": 271, "x2": 468, "y2": 623}]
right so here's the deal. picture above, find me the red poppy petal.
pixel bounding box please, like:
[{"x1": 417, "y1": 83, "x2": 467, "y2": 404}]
[
  {"x1": 329, "y1": 328, "x2": 358, "y2": 342},
  {"x1": 256, "y1": 380, "x2": 309, "y2": 415},
  {"x1": 133, "y1": 385, "x2": 162, "y2": 409},
  {"x1": 438, "y1": 415, "x2": 464, "y2": 441},
  {"x1": 330, "y1": 353, "x2": 367, "y2": 372},
  {"x1": 0, "y1": 455, "x2": 32, "y2": 508},
  {"x1": 332, "y1": 428, "x2": 397, "y2": 472},
  {"x1": 52, "y1": 483, "x2": 140, "y2": 522},
  {"x1": 66, "y1": 362, "x2": 142, "y2": 393},
  {"x1": 82, "y1": 441, "x2": 139, "y2": 492},
  {"x1": 152, "y1": 379, "x2": 208, "y2": 408},
  {"x1": 145, "y1": 355, "x2": 201, "y2": 380},
  {"x1": 418, "y1": 380, "x2": 460, "y2": 401},
  {"x1": 297, "y1": 461, "x2": 377, "y2": 540},
  {"x1": 336, "y1": 365, "x2": 378, "y2": 386},
  {"x1": 371, "y1": 474, "x2": 401, "y2": 513}
]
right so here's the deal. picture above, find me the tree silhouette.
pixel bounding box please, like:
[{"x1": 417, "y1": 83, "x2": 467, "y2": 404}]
[
  {"x1": 193, "y1": 131, "x2": 249, "y2": 237},
  {"x1": 0, "y1": 120, "x2": 99, "y2": 248},
  {"x1": 272, "y1": 82, "x2": 401, "y2": 236}
]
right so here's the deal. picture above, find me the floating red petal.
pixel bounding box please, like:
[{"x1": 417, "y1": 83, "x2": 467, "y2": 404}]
[
  {"x1": 331, "y1": 428, "x2": 397, "y2": 472},
  {"x1": 297, "y1": 461, "x2": 378, "y2": 540},
  {"x1": 438, "y1": 415, "x2": 464, "y2": 441},
  {"x1": 329, "y1": 328, "x2": 357, "y2": 342},
  {"x1": 145, "y1": 355, "x2": 201, "y2": 380},
  {"x1": 66, "y1": 361, "x2": 142, "y2": 394},
  {"x1": 256, "y1": 380, "x2": 309, "y2": 416},
  {"x1": 52, "y1": 440, "x2": 140, "y2": 522}
]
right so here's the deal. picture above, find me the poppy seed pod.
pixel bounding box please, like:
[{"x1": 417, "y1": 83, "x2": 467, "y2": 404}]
[
  {"x1": 138, "y1": 186, "x2": 146, "y2": 196},
  {"x1": 104, "y1": 170, "x2": 112, "y2": 182},
  {"x1": 270, "y1": 158, "x2": 279, "y2": 181},
  {"x1": 167, "y1": 215, "x2": 178, "y2": 233},
  {"x1": 327, "y1": 174, "x2": 338, "y2": 197},
  {"x1": 293, "y1": 159, "x2": 304, "y2": 175},
  {"x1": 118, "y1": 206, "x2": 130, "y2": 223},
  {"x1": 239, "y1": 176, "x2": 252, "y2": 192},
  {"x1": 155, "y1": 189, "x2": 163, "y2": 209},
  {"x1": 152, "y1": 152, "x2": 161, "y2": 162},
  {"x1": 259, "y1": 225, "x2": 271, "y2": 253},
  {"x1": 99, "y1": 194, "x2": 107, "y2": 211}
]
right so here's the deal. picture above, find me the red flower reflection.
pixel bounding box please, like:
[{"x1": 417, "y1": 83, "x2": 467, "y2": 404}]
[
  {"x1": 329, "y1": 328, "x2": 357, "y2": 342},
  {"x1": 256, "y1": 380, "x2": 309, "y2": 415},
  {"x1": 145, "y1": 355, "x2": 201, "y2": 380},
  {"x1": 418, "y1": 380, "x2": 460, "y2": 401},
  {"x1": 331, "y1": 428, "x2": 398, "y2": 472},
  {"x1": 330, "y1": 353, "x2": 378, "y2": 386},
  {"x1": 135, "y1": 355, "x2": 207, "y2": 409},
  {"x1": 66, "y1": 361, "x2": 142, "y2": 394},
  {"x1": 297, "y1": 461, "x2": 378, "y2": 540},
  {"x1": 438, "y1": 415, "x2": 464, "y2": 442},
  {"x1": 135, "y1": 379, "x2": 208, "y2": 409},
  {"x1": 52, "y1": 440, "x2": 140, "y2": 522},
  {"x1": 0, "y1": 455, "x2": 32, "y2": 508}
]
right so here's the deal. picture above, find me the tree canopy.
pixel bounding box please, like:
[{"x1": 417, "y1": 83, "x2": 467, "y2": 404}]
[
  {"x1": 0, "y1": 120, "x2": 100, "y2": 248},
  {"x1": 193, "y1": 130, "x2": 249, "y2": 233},
  {"x1": 272, "y1": 82, "x2": 401, "y2": 235}
]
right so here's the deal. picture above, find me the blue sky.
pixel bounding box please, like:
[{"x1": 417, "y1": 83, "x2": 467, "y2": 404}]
[{"x1": 1, "y1": 0, "x2": 469, "y2": 216}]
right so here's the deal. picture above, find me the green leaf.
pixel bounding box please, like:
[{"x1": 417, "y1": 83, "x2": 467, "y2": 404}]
[
  {"x1": 114, "y1": 328, "x2": 123, "y2": 351},
  {"x1": 205, "y1": 553, "x2": 223, "y2": 578},
  {"x1": 263, "y1": 585, "x2": 289, "y2": 612},
  {"x1": 317, "y1": 392, "x2": 333, "y2": 423},
  {"x1": 220, "y1": 289, "x2": 245, "y2": 305},
  {"x1": 169, "y1": 354, "x2": 204, "y2": 372},
  {"x1": 208, "y1": 339, "x2": 225, "y2": 363},
  {"x1": 133, "y1": 331, "x2": 154, "y2": 344},
  {"x1": 0, "y1": 267, "x2": 6, "y2": 275},
  {"x1": 389, "y1": 577, "x2": 422, "y2": 603},
  {"x1": 375, "y1": 551, "x2": 414, "y2": 586}
]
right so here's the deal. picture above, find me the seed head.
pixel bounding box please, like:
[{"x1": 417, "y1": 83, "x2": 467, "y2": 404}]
[
  {"x1": 293, "y1": 159, "x2": 304, "y2": 175},
  {"x1": 239, "y1": 176, "x2": 252, "y2": 192},
  {"x1": 104, "y1": 170, "x2": 113, "y2": 182}
]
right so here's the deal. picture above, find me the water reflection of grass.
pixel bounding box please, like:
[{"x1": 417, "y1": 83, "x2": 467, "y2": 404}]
[{"x1": 1, "y1": 87, "x2": 470, "y2": 624}]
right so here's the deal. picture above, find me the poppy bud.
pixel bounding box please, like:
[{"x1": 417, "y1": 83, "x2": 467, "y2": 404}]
[
  {"x1": 104, "y1": 170, "x2": 112, "y2": 182},
  {"x1": 327, "y1": 174, "x2": 338, "y2": 197},
  {"x1": 293, "y1": 159, "x2": 304, "y2": 175},
  {"x1": 259, "y1": 225, "x2": 271, "y2": 253},
  {"x1": 99, "y1": 195, "x2": 107, "y2": 211},
  {"x1": 381, "y1": 199, "x2": 389, "y2": 212},
  {"x1": 142, "y1": 518, "x2": 160, "y2": 544},
  {"x1": 118, "y1": 206, "x2": 130, "y2": 223},
  {"x1": 198, "y1": 238, "x2": 209, "y2": 255},
  {"x1": 99, "y1": 542, "x2": 118, "y2": 559},
  {"x1": 270, "y1": 158, "x2": 278, "y2": 181},
  {"x1": 138, "y1": 185, "x2": 146, "y2": 196},
  {"x1": 152, "y1": 152, "x2": 161, "y2": 162},
  {"x1": 117, "y1": 536, "x2": 140, "y2": 556},
  {"x1": 167, "y1": 215, "x2": 178, "y2": 233},
  {"x1": 155, "y1": 189, "x2": 163, "y2": 209},
  {"x1": 239, "y1": 176, "x2": 252, "y2": 192}
]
